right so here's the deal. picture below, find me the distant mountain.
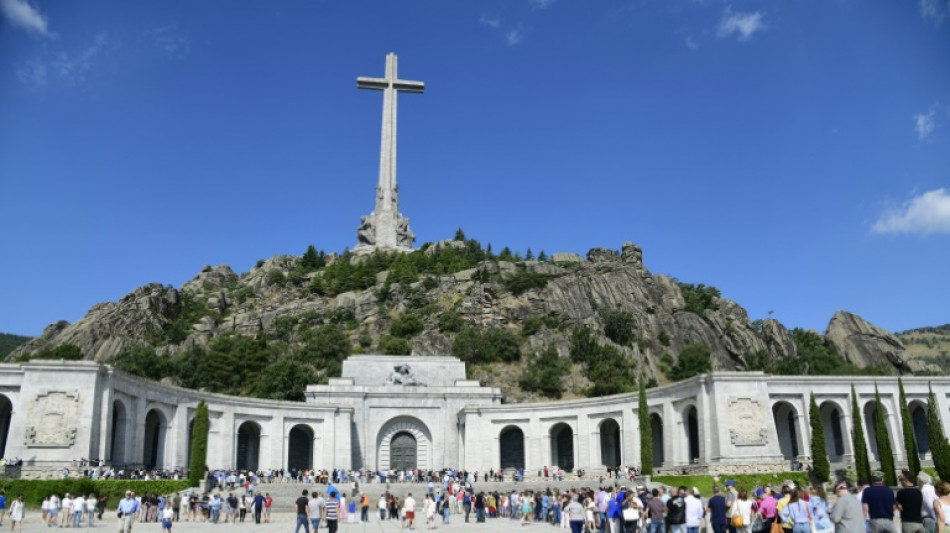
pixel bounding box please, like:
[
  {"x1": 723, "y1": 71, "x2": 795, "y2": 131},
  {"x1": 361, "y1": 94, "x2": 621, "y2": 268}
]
[
  {"x1": 895, "y1": 324, "x2": 950, "y2": 369},
  {"x1": 0, "y1": 333, "x2": 31, "y2": 359},
  {"x1": 7, "y1": 239, "x2": 941, "y2": 401}
]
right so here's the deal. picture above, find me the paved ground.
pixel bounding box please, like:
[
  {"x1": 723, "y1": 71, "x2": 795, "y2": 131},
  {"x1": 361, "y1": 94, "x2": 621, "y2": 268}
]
[{"x1": 2, "y1": 514, "x2": 575, "y2": 533}]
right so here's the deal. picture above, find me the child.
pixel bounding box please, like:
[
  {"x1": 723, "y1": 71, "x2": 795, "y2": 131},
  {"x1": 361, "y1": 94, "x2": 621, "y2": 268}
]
[{"x1": 161, "y1": 502, "x2": 174, "y2": 533}]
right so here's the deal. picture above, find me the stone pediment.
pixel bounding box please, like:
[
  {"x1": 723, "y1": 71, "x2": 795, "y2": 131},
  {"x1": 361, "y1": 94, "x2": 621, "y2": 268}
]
[{"x1": 340, "y1": 355, "x2": 468, "y2": 388}]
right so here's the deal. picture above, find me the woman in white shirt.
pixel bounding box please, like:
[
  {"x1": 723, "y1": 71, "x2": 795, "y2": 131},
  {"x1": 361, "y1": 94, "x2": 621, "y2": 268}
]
[{"x1": 9, "y1": 495, "x2": 24, "y2": 533}]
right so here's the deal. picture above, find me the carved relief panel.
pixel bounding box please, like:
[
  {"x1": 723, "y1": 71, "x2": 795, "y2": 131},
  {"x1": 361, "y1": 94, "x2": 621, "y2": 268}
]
[
  {"x1": 24, "y1": 390, "x2": 82, "y2": 448},
  {"x1": 727, "y1": 397, "x2": 769, "y2": 446}
]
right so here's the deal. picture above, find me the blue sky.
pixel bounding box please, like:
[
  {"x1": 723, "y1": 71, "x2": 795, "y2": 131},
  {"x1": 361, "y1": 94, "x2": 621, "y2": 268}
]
[{"x1": 1, "y1": 0, "x2": 949, "y2": 338}]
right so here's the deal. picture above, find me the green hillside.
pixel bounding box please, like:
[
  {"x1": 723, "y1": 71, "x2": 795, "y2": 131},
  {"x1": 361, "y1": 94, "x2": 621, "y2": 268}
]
[{"x1": 0, "y1": 333, "x2": 31, "y2": 359}]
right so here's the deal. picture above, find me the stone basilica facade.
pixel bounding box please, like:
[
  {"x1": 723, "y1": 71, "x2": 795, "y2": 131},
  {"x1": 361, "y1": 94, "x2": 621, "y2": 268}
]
[{"x1": 0, "y1": 355, "x2": 948, "y2": 477}]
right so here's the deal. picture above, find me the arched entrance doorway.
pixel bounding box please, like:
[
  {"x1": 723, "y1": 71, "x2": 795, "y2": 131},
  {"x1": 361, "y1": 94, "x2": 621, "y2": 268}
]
[
  {"x1": 237, "y1": 421, "x2": 261, "y2": 471},
  {"x1": 772, "y1": 402, "x2": 801, "y2": 461},
  {"x1": 650, "y1": 413, "x2": 664, "y2": 468},
  {"x1": 819, "y1": 401, "x2": 847, "y2": 461},
  {"x1": 288, "y1": 425, "x2": 313, "y2": 471},
  {"x1": 499, "y1": 426, "x2": 525, "y2": 471},
  {"x1": 110, "y1": 400, "x2": 129, "y2": 465},
  {"x1": 910, "y1": 402, "x2": 930, "y2": 458},
  {"x1": 550, "y1": 423, "x2": 574, "y2": 471},
  {"x1": 684, "y1": 406, "x2": 700, "y2": 464},
  {"x1": 599, "y1": 419, "x2": 621, "y2": 468},
  {"x1": 377, "y1": 416, "x2": 432, "y2": 471},
  {"x1": 143, "y1": 409, "x2": 166, "y2": 469},
  {"x1": 0, "y1": 395, "x2": 11, "y2": 459},
  {"x1": 390, "y1": 432, "x2": 417, "y2": 470}
]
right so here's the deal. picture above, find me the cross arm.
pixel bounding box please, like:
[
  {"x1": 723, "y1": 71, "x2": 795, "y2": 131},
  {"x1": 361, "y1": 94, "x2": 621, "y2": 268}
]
[
  {"x1": 393, "y1": 80, "x2": 424, "y2": 94},
  {"x1": 357, "y1": 77, "x2": 388, "y2": 90}
]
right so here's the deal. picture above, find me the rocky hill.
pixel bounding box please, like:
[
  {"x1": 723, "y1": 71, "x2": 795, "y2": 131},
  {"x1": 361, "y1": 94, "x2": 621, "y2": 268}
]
[{"x1": 8, "y1": 239, "x2": 938, "y2": 401}]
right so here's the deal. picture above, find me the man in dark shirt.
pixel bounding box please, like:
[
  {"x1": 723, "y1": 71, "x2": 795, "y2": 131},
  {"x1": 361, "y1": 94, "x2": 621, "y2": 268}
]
[
  {"x1": 895, "y1": 470, "x2": 924, "y2": 533},
  {"x1": 667, "y1": 487, "x2": 687, "y2": 533},
  {"x1": 706, "y1": 486, "x2": 728, "y2": 533},
  {"x1": 295, "y1": 489, "x2": 310, "y2": 533},
  {"x1": 862, "y1": 473, "x2": 896, "y2": 533},
  {"x1": 646, "y1": 490, "x2": 666, "y2": 533}
]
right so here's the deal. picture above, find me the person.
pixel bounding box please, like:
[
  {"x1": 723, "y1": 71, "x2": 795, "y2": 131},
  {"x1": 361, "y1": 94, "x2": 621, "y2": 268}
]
[
  {"x1": 807, "y1": 485, "x2": 833, "y2": 533},
  {"x1": 919, "y1": 472, "x2": 938, "y2": 533},
  {"x1": 324, "y1": 492, "x2": 339, "y2": 533},
  {"x1": 294, "y1": 489, "x2": 310, "y2": 533},
  {"x1": 8, "y1": 495, "x2": 23, "y2": 533},
  {"x1": 404, "y1": 492, "x2": 417, "y2": 530},
  {"x1": 667, "y1": 487, "x2": 687, "y2": 533},
  {"x1": 933, "y1": 481, "x2": 950, "y2": 533},
  {"x1": 72, "y1": 493, "x2": 85, "y2": 527},
  {"x1": 160, "y1": 502, "x2": 174, "y2": 533},
  {"x1": 758, "y1": 487, "x2": 779, "y2": 530},
  {"x1": 707, "y1": 486, "x2": 728, "y2": 533},
  {"x1": 565, "y1": 495, "x2": 585, "y2": 533},
  {"x1": 252, "y1": 492, "x2": 264, "y2": 524},
  {"x1": 361, "y1": 492, "x2": 370, "y2": 522},
  {"x1": 830, "y1": 481, "x2": 864, "y2": 533},
  {"x1": 685, "y1": 487, "x2": 704, "y2": 533},
  {"x1": 41, "y1": 496, "x2": 49, "y2": 524},
  {"x1": 48, "y1": 493, "x2": 60, "y2": 527},
  {"x1": 225, "y1": 493, "x2": 238, "y2": 523},
  {"x1": 622, "y1": 492, "x2": 643, "y2": 533},
  {"x1": 731, "y1": 489, "x2": 756, "y2": 533},
  {"x1": 239, "y1": 494, "x2": 247, "y2": 522},
  {"x1": 896, "y1": 470, "x2": 925, "y2": 533},
  {"x1": 522, "y1": 493, "x2": 534, "y2": 526},
  {"x1": 724, "y1": 481, "x2": 739, "y2": 533},
  {"x1": 647, "y1": 489, "x2": 667, "y2": 533},
  {"x1": 264, "y1": 493, "x2": 272, "y2": 523},
  {"x1": 209, "y1": 493, "x2": 222, "y2": 524},
  {"x1": 308, "y1": 491, "x2": 323, "y2": 532},
  {"x1": 779, "y1": 488, "x2": 811, "y2": 533},
  {"x1": 0, "y1": 491, "x2": 5, "y2": 527},
  {"x1": 117, "y1": 490, "x2": 140, "y2": 533},
  {"x1": 378, "y1": 494, "x2": 388, "y2": 521},
  {"x1": 863, "y1": 473, "x2": 897, "y2": 533},
  {"x1": 425, "y1": 494, "x2": 437, "y2": 529}
]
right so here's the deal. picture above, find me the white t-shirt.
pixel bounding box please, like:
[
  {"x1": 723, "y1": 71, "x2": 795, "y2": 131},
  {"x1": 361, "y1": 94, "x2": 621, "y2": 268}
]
[
  {"x1": 404, "y1": 496, "x2": 416, "y2": 512},
  {"x1": 62, "y1": 497, "x2": 73, "y2": 513},
  {"x1": 308, "y1": 497, "x2": 324, "y2": 519},
  {"x1": 921, "y1": 483, "x2": 937, "y2": 520},
  {"x1": 86, "y1": 498, "x2": 96, "y2": 512},
  {"x1": 73, "y1": 496, "x2": 85, "y2": 511},
  {"x1": 162, "y1": 508, "x2": 174, "y2": 521}
]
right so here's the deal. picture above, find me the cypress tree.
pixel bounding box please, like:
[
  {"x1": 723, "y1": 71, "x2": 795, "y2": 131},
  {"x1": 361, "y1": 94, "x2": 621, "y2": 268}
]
[
  {"x1": 809, "y1": 393, "x2": 830, "y2": 483},
  {"x1": 639, "y1": 379, "x2": 653, "y2": 475},
  {"x1": 188, "y1": 400, "x2": 209, "y2": 487},
  {"x1": 873, "y1": 385, "x2": 897, "y2": 486},
  {"x1": 898, "y1": 378, "x2": 921, "y2": 478},
  {"x1": 851, "y1": 385, "x2": 872, "y2": 483},
  {"x1": 927, "y1": 384, "x2": 950, "y2": 482}
]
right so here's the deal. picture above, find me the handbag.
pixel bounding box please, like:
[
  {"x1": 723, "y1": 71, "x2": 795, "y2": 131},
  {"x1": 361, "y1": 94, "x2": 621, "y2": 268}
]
[
  {"x1": 751, "y1": 514, "x2": 765, "y2": 533},
  {"x1": 732, "y1": 514, "x2": 745, "y2": 527},
  {"x1": 622, "y1": 507, "x2": 639, "y2": 521},
  {"x1": 771, "y1": 521, "x2": 784, "y2": 533}
]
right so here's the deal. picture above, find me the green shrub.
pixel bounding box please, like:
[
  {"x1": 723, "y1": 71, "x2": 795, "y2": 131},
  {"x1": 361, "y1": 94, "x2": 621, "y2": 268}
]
[
  {"x1": 439, "y1": 311, "x2": 465, "y2": 333},
  {"x1": 676, "y1": 282, "x2": 721, "y2": 315},
  {"x1": 266, "y1": 271, "x2": 286, "y2": 286},
  {"x1": 668, "y1": 343, "x2": 711, "y2": 381},
  {"x1": 422, "y1": 276, "x2": 439, "y2": 290},
  {"x1": 519, "y1": 345, "x2": 569, "y2": 399},
  {"x1": 601, "y1": 309, "x2": 637, "y2": 346},
  {"x1": 390, "y1": 313, "x2": 424, "y2": 338},
  {"x1": 503, "y1": 271, "x2": 548, "y2": 296},
  {"x1": 0, "y1": 480, "x2": 192, "y2": 509},
  {"x1": 380, "y1": 335, "x2": 412, "y2": 355},
  {"x1": 255, "y1": 355, "x2": 317, "y2": 401},
  {"x1": 299, "y1": 245, "x2": 327, "y2": 272},
  {"x1": 30, "y1": 343, "x2": 84, "y2": 361},
  {"x1": 161, "y1": 292, "x2": 211, "y2": 344},
  {"x1": 451, "y1": 327, "x2": 521, "y2": 364},
  {"x1": 232, "y1": 285, "x2": 255, "y2": 303},
  {"x1": 658, "y1": 329, "x2": 671, "y2": 347}
]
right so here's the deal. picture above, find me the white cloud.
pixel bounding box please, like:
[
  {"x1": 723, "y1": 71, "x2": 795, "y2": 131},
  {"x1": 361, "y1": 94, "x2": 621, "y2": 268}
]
[
  {"x1": 479, "y1": 14, "x2": 500, "y2": 29},
  {"x1": 685, "y1": 35, "x2": 700, "y2": 50},
  {"x1": 0, "y1": 0, "x2": 48, "y2": 36},
  {"x1": 138, "y1": 24, "x2": 190, "y2": 59},
  {"x1": 717, "y1": 10, "x2": 766, "y2": 41},
  {"x1": 17, "y1": 32, "x2": 114, "y2": 89},
  {"x1": 915, "y1": 109, "x2": 937, "y2": 140},
  {"x1": 919, "y1": 0, "x2": 948, "y2": 26},
  {"x1": 506, "y1": 29, "x2": 523, "y2": 46},
  {"x1": 530, "y1": 0, "x2": 556, "y2": 9},
  {"x1": 871, "y1": 189, "x2": 950, "y2": 235}
]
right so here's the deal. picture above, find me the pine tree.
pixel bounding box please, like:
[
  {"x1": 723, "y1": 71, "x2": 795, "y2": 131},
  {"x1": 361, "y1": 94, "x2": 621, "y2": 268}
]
[
  {"x1": 927, "y1": 384, "x2": 950, "y2": 482},
  {"x1": 537, "y1": 250, "x2": 548, "y2": 262},
  {"x1": 873, "y1": 385, "x2": 897, "y2": 486},
  {"x1": 851, "y1": 385, "x2": 872, "y2": 483},
  {"x1": 454, "y1": 228, "x2": 466, "y2": 241},
  {"x1": 809, "y1": 393, "x2": 830, "y2": 483},
  {"x1": 188, "y1": 400, "x2": 209, "y2": 487},
  {"x1": 639, "y1": 379, "x2": 653, "y2": 475},
  {"x1": 898, "y1": 378, "x2": 921, "y2": 478},
  {"x1": 525, "y1": 248, "x2": 534, "y2": 260}
]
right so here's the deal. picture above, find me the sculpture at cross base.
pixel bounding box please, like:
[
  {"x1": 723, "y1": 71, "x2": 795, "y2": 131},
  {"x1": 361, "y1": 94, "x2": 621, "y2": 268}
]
[{"x1": 353, "y1": 53, "x2": 422, "y2": 254}]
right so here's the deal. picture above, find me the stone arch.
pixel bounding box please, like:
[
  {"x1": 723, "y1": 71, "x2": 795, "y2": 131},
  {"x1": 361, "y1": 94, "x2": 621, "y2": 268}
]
[
  {"x1": 819, "y1": 400, "x2": 848, "y2": 461},
  {"x1": 650, "y1": 413, "x2": 664, "y2": 468},
  {"x1": 288, "y1": 424, "x2": 314, "y2": 472},
  {"x1": 772, "y1": 401, "x2": 802, "y2": 461},
  {"x1": 499, "y1": 425, "x2": 525, "y2": 471},
  {"x1": 143, "y1": 409, "x2": 167, "y2": 469},
  {"x1": 110, "y1": 399, "x2": 130, "y2": 465},
  {"x1": 909, "y1": 401, "x2": 930, "y2": 457},
  {"x1": 377, "y1": 416, "x2": 432, "y2": 471},
  {"x1": 0, "y1": 394, "x2": 12, "y2": 459},
  {"x1": 599, "y1": 418, "x2": 622, "y2": 468},
  {"x1": 683, "y1": 405, "x2": 700, "y2": 464},
  {"x1": 550, "y1": 422, "x2": 575, "y2": 471},
  {"x1": 237, "y1": 421, "x2": 262, "y2": 471},
  {"x1": 864, "y1": 401, "x2": 889, "y2": 461}
]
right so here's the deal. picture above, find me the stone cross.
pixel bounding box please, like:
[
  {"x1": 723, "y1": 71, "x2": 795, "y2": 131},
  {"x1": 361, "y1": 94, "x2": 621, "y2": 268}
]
[{"x1": 354, "y1": 53, "x2": 422, "y2": 252}]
